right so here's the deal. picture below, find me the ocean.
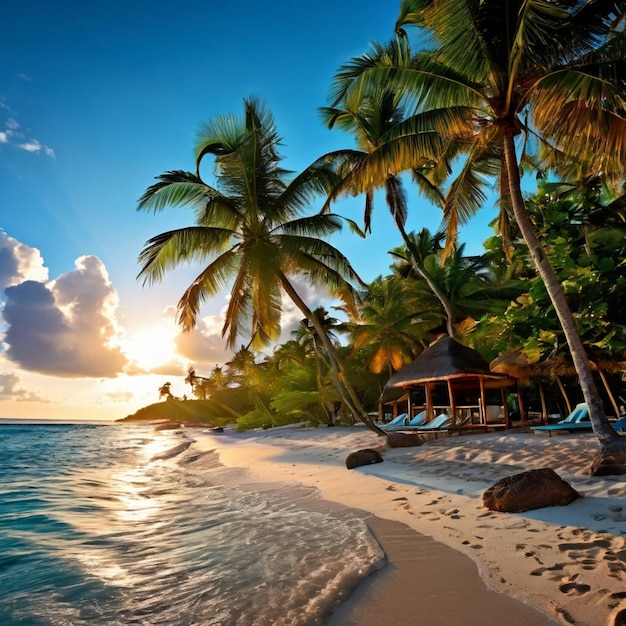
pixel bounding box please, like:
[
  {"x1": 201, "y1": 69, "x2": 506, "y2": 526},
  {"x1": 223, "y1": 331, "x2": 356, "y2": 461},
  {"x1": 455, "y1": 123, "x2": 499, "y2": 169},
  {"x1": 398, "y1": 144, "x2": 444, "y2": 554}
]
[{"x1": 0, "y1": 422, "x2": 384, "y2": 626}]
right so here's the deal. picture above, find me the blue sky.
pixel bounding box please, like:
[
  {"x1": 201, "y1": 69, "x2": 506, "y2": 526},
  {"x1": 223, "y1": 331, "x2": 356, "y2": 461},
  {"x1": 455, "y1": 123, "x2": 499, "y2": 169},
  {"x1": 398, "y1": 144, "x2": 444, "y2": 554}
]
[{"x1": 0, "y1": 0, "x2": 497, "y2": 420}]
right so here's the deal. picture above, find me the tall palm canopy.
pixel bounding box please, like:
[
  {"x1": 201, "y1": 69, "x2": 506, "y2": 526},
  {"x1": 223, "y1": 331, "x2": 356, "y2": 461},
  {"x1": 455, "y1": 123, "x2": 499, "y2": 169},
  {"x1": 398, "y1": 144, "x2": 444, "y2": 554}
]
[
  {"x1": 137, "y1": 98, "x2": 383, "y2": 433},
  {"x1": 326, "y1": 0, "x2": 626, "y2": 463},
  {"x1": 137, "y1": 98, "x2": 363, "y2": 349}
]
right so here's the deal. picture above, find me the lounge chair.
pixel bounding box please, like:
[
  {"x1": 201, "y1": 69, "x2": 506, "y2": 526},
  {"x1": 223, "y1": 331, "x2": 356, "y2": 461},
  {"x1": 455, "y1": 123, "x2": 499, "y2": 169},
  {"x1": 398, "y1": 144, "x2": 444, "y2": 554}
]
[
  {"x1": 415, "y1": 413, "x2": 451, "y2": 431},
  {"x1": 531, "y1": 403, "x2": 591, "y2": 436},
  {"x1": 382, "y1": 413, "x2": 409, "y2": 428},
  {"x1": 408, "y1": 410, "x2": 427, "y2": 427},
  {"x1": 382, "y1": 411, "x2": 426, "y2": 431},
  {"x1": 612, "y1": 416, "x2": 626, "y2": 433}
]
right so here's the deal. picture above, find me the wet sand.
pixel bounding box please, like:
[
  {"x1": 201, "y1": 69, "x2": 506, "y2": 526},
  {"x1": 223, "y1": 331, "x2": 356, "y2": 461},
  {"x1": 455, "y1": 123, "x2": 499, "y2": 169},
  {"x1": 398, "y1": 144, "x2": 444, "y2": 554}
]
[{"x1": 192, "y1": 425, "x2": 626, "y2": 626}]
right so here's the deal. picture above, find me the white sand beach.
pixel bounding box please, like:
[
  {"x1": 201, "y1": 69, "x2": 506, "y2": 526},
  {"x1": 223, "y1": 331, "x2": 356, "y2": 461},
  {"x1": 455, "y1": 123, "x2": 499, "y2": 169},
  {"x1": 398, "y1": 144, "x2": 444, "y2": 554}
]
[{"x1": 192, "y1": 425, "x2": 626, "y2": 626}]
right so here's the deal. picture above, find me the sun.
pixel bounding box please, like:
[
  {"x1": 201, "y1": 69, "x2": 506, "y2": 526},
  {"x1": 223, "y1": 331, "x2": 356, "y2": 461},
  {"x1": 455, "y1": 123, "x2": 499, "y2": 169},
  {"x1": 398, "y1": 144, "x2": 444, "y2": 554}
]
[{"x1": 125, "y1": 327, "x2": 178, "y2": 370}]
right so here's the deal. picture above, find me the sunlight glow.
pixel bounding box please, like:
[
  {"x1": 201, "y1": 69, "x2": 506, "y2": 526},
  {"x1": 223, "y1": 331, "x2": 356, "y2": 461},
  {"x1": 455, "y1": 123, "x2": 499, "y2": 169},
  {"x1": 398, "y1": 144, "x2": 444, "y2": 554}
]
[{"x1": 125, "y1": 327, "x2": 177, "y2": 370}]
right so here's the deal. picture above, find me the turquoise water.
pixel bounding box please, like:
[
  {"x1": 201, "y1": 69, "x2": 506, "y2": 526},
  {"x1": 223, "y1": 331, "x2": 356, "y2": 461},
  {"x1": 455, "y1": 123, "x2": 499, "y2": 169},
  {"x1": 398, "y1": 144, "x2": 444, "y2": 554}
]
[{"x1": 0, "y1": 423, "x2": 383, "y2": 625}]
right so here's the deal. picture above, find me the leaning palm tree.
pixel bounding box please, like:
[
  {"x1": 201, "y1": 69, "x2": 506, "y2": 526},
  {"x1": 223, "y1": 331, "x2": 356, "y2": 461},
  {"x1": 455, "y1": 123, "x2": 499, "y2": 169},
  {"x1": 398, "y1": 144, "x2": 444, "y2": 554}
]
[
  {"x1": 136, "y1": 97, "x2": 382, "y2": 433},
  {"x1": 318, "y1": 39, "x2": 465, "y2": 336},
  {"x1": 328, "y1": 0, "x2": 626, "y2": 469},
  {"x1": 389, "y1": 230, "x2": 525, "y2": 336},
  {"x1": 293, "y1": 308, "x2": 343, "y2": 424}
]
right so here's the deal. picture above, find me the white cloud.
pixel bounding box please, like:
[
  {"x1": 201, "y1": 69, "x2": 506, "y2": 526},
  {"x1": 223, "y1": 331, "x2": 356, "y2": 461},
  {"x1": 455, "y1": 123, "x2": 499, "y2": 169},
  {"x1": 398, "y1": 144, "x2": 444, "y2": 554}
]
[
  {"x1": 0, "y1": 372, "x2": 49, "y2": 403},
  {"x1": 0, "y1": 114, "x2": 54, "y2": 157},
  {"x1": 0, "y1": 230, "x2": 48, "y2": 288},
  {"x1": 104, "y1": 390, "x2": 134, "y2": 403},
  {"x1": 18, "y1": 139, "x2": 55, "y2": 157},
  {"x1": 2, "y1": 254, "x2": 128, "y2": 377},
  {"x1": 278, "y1": 275, "x2": 345, "y2": 342},
  {"x1": 175, "y1": 312, "x2": 232, "y2": 370}
]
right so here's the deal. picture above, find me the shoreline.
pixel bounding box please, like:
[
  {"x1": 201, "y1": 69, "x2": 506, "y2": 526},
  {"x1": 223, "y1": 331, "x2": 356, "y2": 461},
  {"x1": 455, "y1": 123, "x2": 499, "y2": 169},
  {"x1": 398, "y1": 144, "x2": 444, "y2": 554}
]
[
  {"x1": 190, "y1": 424, "x2": 626, "y2": 626},
  {"x1": 326, "y1": 515, "x2": 558, "y2": 626}
]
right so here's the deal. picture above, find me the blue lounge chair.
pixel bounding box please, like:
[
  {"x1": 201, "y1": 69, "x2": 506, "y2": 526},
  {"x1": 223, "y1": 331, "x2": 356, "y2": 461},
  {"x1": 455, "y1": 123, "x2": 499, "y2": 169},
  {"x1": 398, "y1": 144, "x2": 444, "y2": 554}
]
[
  {"x1": 612, "y1": 416, "x2": 626, "y2": 433},
  {"x1": 415, "y1": 413, "x2": 451, "y2": 431},
  {"x1": 408, "y1": 410, "x2": 427, "y2": 427},
  {"x1": 382, "y1": 413, "x2": 409, "y2": 428},
  {"x1": 531, "y1": 403, "x2": 591, "y2": 436},
  {"x1": 382, "y1": 411, "x2": 426, "y2": 431}
]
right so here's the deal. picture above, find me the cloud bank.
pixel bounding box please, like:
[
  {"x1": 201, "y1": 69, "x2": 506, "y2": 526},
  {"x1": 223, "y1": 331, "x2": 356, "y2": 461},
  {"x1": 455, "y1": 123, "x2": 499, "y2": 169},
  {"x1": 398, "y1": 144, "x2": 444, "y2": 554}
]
[{"x1": 1, "y1": 242, "x2": 128, "y2": 377}]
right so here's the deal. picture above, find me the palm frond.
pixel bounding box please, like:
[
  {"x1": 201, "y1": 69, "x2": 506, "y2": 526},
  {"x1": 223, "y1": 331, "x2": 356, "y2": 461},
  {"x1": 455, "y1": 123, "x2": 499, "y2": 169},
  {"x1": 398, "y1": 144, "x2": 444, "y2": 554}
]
[
  {"x1": 137, "y1": 170, "x2": 217, "y2": 213},
  {"x1": 176, "y1": 249, "x2": 241, "y2": 333},
  {"x1": 137, "y1": 226, "x2": 235, "y2": 284}
]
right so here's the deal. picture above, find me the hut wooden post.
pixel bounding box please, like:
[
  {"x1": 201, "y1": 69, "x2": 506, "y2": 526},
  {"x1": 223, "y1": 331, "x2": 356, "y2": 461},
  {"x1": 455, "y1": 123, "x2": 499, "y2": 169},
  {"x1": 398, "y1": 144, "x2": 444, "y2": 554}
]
[
  {"x1": 597, "y1": 367, "x2": 621, "y2": 417},
  {"x1": 447, "y1": 379, "x2": 457, "y2": 426},
  {"x1": 555, "y1": 374, "x2": 572, "y2": 414},
  {"x1": 516, "y1": 381, "x2": 527, "y2": 424},
  {"x1": 500, "y1": 387, "x2": 509, "y2": 428},
  {"x1": 425, "y1": 383, "x2": 434, "y2": 422},
  {"x1": 479, "y1": 376, "x2": 487, "y2": 425},
  {"x1": 539, "y1": 382, "x2": 548, "y2": 424}
]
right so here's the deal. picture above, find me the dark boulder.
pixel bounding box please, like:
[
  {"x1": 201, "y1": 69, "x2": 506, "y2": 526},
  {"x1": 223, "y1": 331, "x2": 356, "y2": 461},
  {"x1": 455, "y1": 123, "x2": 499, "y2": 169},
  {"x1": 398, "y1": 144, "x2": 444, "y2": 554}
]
[
  {"x1": 346, "y1": 448, "x2": 384, "y2": 470},
  {"x1": 483, "y1": 468, "x2": 580, "y2": 513},
  {"x1": 589, "y1": 449, "x2": 626, "y2": 476},
  {"x1": 386, "y1": 432, "x2": 424, "y2": 448}
]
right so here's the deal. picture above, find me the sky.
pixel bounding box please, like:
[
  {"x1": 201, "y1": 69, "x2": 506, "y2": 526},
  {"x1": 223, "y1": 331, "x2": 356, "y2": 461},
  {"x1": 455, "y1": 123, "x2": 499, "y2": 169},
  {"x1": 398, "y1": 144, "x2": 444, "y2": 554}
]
[{"x1": 0, "y1": 0, "x2": 498, "y2": 421}]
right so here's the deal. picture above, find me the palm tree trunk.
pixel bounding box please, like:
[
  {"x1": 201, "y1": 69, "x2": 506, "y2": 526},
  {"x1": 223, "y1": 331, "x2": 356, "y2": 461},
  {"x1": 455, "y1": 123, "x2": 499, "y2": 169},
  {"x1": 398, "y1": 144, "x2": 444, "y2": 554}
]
[
  {"x1": 503, "y1": 131, "x2": 619, "y2": 446},
  {"x1": 311, "y1": 338, "x2": 335, "y2": 424},
  {"x1": 278, "y1": 272, "x2": 385, "y2": 435}
]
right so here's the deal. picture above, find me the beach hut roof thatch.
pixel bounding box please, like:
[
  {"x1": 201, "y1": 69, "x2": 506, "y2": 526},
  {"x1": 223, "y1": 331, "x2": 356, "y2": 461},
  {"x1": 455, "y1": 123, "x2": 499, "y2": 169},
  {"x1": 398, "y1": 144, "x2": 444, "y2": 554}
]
[
  {"x1": 385, "y1": 337, "x2": 500, "y2": 389},
  {"x1": 490, "y1": 349, "x2": 626, "y2": 379}
]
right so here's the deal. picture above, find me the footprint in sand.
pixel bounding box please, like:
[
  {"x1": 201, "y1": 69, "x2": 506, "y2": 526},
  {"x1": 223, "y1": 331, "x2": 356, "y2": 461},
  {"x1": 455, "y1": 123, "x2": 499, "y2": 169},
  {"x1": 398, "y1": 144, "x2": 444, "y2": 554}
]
[
  {"x1": 558, "y1": 539, "x2": 612, "y2": 552},
  {"x1": 611, "y1": 607, "x2": 626, "y2": 626},
  {"x1": 530, "y1": 563, "x2": 567, "y2": 581},
  {"x1": 608, "y1": 562, "x2": 626, "y2": 579},
  {"x1": 608, "y1": 592, "x2": 626, "y2": 610},
  {"x1": 554, "y1": 606, "x2": 576, "y2": 625},
  {"x1": 559, "y1": 581, "x2": 591, "y2": 595}
]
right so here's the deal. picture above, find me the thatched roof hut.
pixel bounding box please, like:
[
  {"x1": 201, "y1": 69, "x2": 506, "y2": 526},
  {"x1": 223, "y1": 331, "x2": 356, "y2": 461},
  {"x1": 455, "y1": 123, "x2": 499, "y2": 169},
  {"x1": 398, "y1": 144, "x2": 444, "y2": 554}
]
[
  {"x1": 490, "y1": 349, "x2": 626, "y2": 417},
  {"x1": 384, "y1": 337, "x2": 519, "y2": 428},
  {"x1": 386, "y1": 337, "x2": 494, "y2": 386}
]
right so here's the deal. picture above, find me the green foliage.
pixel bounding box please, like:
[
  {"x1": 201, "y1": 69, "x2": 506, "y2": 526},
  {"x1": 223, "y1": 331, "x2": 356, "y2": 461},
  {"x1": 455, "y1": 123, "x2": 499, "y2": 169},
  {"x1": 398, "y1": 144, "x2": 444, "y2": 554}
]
[
  {"x1": 120, "y1": 398, "x2": 242, "y2": 426},
  {"x1": 473, "y1": 182, "x2": 626, "y2": 364}
]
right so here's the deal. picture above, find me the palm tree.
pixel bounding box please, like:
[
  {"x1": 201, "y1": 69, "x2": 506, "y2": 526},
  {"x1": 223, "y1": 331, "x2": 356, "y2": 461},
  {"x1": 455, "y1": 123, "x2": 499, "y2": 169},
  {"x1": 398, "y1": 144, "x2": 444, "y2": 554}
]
[
  {"x1": 389, "y1": 229, "x2": 524, "y2": 336},
  {"x1": 346, "y1": 274, "x2": 435, "y2": 376},
  {"x1": 318, "y1": 41, "x2": 462, "y2": 336},
  {"x1": 292, "y1": 307, "x2": 346, "y2": 424},
  {"x1": 225, "y1": 346, "x2": 258, "y2": 386},
  {"x1": 184, "y1": 367, "x2": 197, "y2": 395},
  {"x1": 158, "y1": 381, "x2": 173, "y2": 401},
  {"x1": 136, "y1": 97, "x2": 382, "y2": 433},
  {"x1": 327, "y1": 1, "x2": 626, "y2": 467}
]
